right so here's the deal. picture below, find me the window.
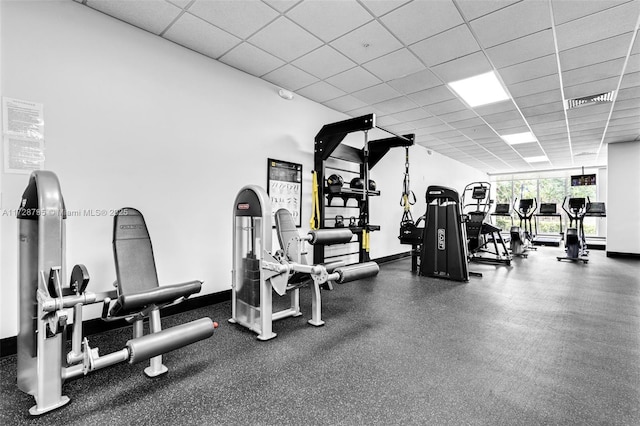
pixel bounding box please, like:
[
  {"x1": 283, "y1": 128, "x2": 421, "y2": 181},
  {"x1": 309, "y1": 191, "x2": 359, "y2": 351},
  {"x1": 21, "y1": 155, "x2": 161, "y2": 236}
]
[{"x1": 490, "y1": 169, "x2": 604, "y2": 237}]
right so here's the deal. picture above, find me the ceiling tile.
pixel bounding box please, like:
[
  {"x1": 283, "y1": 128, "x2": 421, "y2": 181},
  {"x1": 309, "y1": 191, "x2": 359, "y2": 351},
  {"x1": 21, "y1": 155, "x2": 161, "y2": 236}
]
[
  {"x1": 387, "y1": 69, "x2": 442, "y2": 95},
  {"x1": 286, "y1": 1, "x2": 372, "y2": 42},
  {"x1": 610, "y1": 106, "x2": 640, "y2": 119},
  {"x1": 188, "y1": 0, "x2": 278, "y2": 39},
  {"x1": 292, "y1": 46, "x2": 356, "y2": 79},
  {"x1": 330, "y1": 21, "x2": 403, "y2": 64},
  {"x1": 408, "y1": 116, "x2": 447, "y2": 130},
  {"x1": 620, "y1": 71, "x2": 640, "y2": 89},
  {"x1": 346, "y1": 105, "x2": 386, "y2": 117},
  {"x1": 262, "y1": 0, "x2": 300, "y2": 13},
  {"x1": 351, "y1": 83, "x2": 401, "y2": 104},
  {"x1": 407, "y1": 85, "x2": 456, "y2": 107},
  {"x1": 456, "y1": 0, "x2": 521, "y2": 21},
  {"x1": 88, "y1": 0, "x2": 182, "y2": 35},
  {"x1": 414, "y1": 123, "x2": 452, "y2": 134},
  {"x1": 425, "y1": 98, "x2": 468, "y2": 116},
  {"x1": 323, "y1": 95, "x2": 368, "y2": 112},
  {"x1": 438, "y1": 109, "x2": 478, "y2": 124},
  {"x1": 508, "y1": 74, "x2": 561, "y2": 98},
  {"x1": 458, "y1": 125, "x2": 497, "y2": 139},
  {"x1": 470, "y1": 1, "x2": 552, "y2": 48},
  {"x1": 248, "y1": 17, "x2": 323, "y2": 61},
  {"x1": 164, "y1": 13, "x2": 241, "y2": 59},
  {"x1": 482, "y1": 109, "x2": 522, "y2": 124},
  {"x1": 380, "y1": 0, "x2": 463, "y2": 45},
  {"x1": 559, "y1": 32, "x2": 633, "y2": 71},
  {"x1": 297, "y1": 81, "x2": 346, "y2": 103},
  {"x1": 390, "y1": 107, "x2": 431, "y2": 122},
  {"x1": 447, "y1": 116, "x2": 486, "y2": 129},
  {"x1": 262, "y1": 64, "x2": 318, "y2": 91},
  {"x1": 521, "y1": 101, "x2": 565, "y2": 117},
  {"x1": 325, "y1": 67, "x2": 382, "y2": 92},
  {"x1": 527, "y1": 111, "x2": 566, "y2": 125},
  {"x1": 363, "y1": 48, "x2": 426, "y2": 81},
  {"x1": 562, "y1": 58, "x2": 625, "y2": 87},
  {"x1": 219, "y1": 42, "x2": 285, "y2": 77},
  {"x1": 512, "y1": 143, "x2": 545, "y2": 157},
  {"x1": 432, "y1": 129, "x2": 465, "y2": 140},
  {"x1": 616, "y1": 86, "x2": 640, "y2": 100},
  {"x1": 551, "y1": 0, "x2": 632, "y2": 25},
  {"x1": 514, "y1": 89, "x2": 564, "y2": 108},
  {"x1": 373, "y1": 96, "x2": 419, "y2": 114},
  {"x1": 563, "y1": 76, "x2": 620, "y2": 99},
  {"x1": 410, "y1": 24, "x2": 480, "y2": 67},
  {"x1": 555, "y1": 2, "x2": 640, "y2": 51},
  {"x1": 359, "y1": 0, "x2": 411, "y2": 17},
  {"x1": 498, "y1": 55, "x2": 559, "y2": 85},
  {"x1": 376, "y1": 115, "x2": 401, "y2": 127},
  {"x1": 431, "y1": 51, "x2": 493, "y2": 83},
  {"x1": 486, "y1": 30, "x2": 556, "y2": 69}
]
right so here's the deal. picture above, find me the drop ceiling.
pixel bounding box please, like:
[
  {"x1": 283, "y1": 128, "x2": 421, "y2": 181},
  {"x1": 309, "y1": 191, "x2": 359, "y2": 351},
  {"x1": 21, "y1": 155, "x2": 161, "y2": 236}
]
[{"x1": 76, "y1": 0, "x2": 640, "y2": 174}]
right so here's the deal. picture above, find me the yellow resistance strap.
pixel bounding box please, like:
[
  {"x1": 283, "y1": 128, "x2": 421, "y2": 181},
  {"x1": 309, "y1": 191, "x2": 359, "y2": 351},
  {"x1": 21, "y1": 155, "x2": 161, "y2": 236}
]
[
  {"x1": 310, "y1": 171, "x2": 320, "y2": 230},
  {"x1": 362, "y1": 229, "x2": 370, "y2": 252}
]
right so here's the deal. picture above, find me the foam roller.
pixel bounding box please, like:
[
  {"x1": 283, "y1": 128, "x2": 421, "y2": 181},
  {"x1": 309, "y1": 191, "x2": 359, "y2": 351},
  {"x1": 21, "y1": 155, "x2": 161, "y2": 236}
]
[
  {"x1": 335, "y1": 262, "x2": 379, "y2": 284},
  {"x1": 308, "y1": 229, "x2": 353, "y2": 245},
  {"x1": 126, "y1": 317, "x2": 215, "y2": 364}
]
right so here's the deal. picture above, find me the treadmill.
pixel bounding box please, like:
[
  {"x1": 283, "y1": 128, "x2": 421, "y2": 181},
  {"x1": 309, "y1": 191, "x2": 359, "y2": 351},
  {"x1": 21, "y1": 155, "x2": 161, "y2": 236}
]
[
  {"x1": 533, "y1": 203, "x2": 563, "y2": 246},
  {"x1": 584, "y1": 202, "x2": 607, "y2": 250}
]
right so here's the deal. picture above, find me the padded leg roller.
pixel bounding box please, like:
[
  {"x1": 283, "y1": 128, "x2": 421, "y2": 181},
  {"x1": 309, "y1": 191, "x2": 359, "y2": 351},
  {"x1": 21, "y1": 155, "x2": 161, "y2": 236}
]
[
  {"x1": 335, "y1": 262, "x2": 379, "y2": 284},
  {"x1": 308, "y1": 229, "x2": 353, "y2": 245},
  {"x1": 126, "y1": 317, "x2": 215, "y2": 364}
]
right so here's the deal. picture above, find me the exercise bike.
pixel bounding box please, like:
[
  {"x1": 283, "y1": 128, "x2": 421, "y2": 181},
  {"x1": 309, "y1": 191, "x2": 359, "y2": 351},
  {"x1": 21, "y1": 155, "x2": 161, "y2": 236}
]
[
  {"x1": 557, "y1": 196, "x2": 589, "y2": 263},
  {"x1": 510, "y1": 198, "x2": 537, "y2": 258}
]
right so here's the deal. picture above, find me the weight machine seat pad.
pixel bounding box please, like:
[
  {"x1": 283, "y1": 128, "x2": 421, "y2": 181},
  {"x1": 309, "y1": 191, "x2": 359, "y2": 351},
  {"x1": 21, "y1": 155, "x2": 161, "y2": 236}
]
[
  {"x1": 113, "y1": 207, "x2": 160, "y2": 296},
  {"x1": 274, "y1": 208, "x2": 303, "y2": 263},
  {"x1": 109, "y1": 280, "x2": 202, "y2": 317}
]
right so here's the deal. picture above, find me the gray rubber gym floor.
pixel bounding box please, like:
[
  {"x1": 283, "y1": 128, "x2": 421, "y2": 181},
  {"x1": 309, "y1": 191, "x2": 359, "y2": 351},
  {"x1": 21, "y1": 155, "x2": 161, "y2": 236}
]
[{"x1": 1, "y1": 247, "x2": 639, "y2": 425}]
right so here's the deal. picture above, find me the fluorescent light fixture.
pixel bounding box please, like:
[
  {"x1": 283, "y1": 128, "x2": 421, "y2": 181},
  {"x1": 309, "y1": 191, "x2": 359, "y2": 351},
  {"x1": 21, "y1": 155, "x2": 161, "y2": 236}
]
[
  {"x1": 524, "y1": 156, "x2": 548, "y2": 163},
  {"x1": 501, "y1": 132, "x2": 537, "y2": 145},
  {"x1": 447, "y1": 71, "x2": 510, "y2": 107}
]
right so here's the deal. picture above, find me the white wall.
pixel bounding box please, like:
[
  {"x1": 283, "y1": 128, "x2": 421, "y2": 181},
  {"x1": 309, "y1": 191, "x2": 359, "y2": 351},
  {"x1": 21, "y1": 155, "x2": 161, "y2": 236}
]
[
  {"x1": 0, "y1": 1, "x2": 486, "y2": 339},
  {"x1": 607, "y1": 141, "x2": 640, "y2": 254}
]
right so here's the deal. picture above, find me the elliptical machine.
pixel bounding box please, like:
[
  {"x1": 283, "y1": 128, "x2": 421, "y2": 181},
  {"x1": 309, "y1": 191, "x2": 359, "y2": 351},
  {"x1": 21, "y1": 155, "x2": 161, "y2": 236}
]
[
  {"x1": 461, "y1": 182, "x2": 511, "y2": 266},
  {"x1": 510, "y1": 198, "x2": 537, "y2": 258},
  {"x1": 557, "y1": 196, "x2": 589, "y2": 263}
]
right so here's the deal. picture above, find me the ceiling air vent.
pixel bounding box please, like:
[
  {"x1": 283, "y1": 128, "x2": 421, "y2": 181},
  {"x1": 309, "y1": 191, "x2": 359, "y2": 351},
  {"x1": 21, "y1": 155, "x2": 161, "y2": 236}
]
[{"x1": 565, "y1": 91, "x2": 615, "y2": 110}]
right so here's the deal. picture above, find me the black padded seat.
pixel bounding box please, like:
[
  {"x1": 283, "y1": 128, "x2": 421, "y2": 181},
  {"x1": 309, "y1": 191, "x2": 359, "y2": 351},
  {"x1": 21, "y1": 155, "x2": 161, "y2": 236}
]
[{"x1": 109, "y1": 207, "x2": 202, "y2": 318}]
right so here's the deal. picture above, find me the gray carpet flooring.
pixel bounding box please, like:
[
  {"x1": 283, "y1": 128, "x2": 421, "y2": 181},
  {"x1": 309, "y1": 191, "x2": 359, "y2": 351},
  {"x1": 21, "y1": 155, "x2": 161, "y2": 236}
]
[{"x1": 1, "y1": 247, "x2": 639, "y2": 425}]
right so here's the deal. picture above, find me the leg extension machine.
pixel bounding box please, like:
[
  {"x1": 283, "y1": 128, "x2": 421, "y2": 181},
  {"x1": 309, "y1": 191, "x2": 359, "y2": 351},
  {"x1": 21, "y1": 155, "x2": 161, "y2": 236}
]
[
  {"x1": 17, "y1": 171, "x2": 216, "y2": 416},
  {"x1": 229, "y1": 185, "x2": 379, "y2": 340}
]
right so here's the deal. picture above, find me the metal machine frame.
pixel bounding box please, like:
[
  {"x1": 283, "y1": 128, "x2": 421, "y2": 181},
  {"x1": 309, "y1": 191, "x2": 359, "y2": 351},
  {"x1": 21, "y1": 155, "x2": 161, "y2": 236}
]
[
  {"x1": 17, "y1": 171, "x2": 215, "y2": 416},
  {"x1": 230, "y1": 185, "x2": 379, "y2": 340}
]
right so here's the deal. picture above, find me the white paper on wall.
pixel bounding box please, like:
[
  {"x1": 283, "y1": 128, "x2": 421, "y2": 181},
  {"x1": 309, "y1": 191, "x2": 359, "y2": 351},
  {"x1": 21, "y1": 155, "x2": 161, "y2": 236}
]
[{"x1": 2, "y1": 97, "x2": 45, "y2": 173}]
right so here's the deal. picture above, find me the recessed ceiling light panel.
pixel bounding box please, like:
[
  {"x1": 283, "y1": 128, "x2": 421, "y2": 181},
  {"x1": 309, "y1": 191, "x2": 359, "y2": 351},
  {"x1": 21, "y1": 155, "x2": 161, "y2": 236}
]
[
  {"x1": 524, "y1": 155, "x2": 548, "y2": 163},
  {"x1": 447, "y1": 71, "x2": 510, "y2": 108},
  {"x1": 502, "y1": 131, "x2": 537, "y2": 145}
]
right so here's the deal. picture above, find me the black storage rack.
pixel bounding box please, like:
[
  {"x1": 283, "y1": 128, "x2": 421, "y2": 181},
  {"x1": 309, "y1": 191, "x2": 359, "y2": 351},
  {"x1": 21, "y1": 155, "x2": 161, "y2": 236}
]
[{"x1": 313, "y1": 113, "x2": 414, "y2": 265}]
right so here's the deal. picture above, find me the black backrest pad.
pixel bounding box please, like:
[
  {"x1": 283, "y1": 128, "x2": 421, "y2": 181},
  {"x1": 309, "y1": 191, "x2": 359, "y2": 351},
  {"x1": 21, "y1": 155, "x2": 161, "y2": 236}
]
[{"x1": 113, "y1": 208, "x2": 159, "y2": 295}]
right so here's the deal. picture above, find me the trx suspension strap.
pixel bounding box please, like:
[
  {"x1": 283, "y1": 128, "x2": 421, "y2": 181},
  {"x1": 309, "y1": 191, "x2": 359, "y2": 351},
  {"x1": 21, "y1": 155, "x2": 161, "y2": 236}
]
[
  {"x1": 310, "y1": 171, "x2": 320, "y2": 230},
  {"x1": 400, "y1": 146, "x2": 417, "y2": 224}
]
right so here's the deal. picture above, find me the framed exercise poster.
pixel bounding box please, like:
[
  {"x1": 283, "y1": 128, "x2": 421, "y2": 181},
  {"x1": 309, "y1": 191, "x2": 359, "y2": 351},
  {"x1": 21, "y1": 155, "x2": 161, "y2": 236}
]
[{"x1": 267, "y1": 158, "x2": 302, "y2": 227}]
